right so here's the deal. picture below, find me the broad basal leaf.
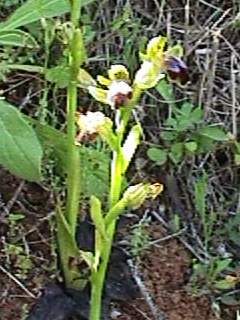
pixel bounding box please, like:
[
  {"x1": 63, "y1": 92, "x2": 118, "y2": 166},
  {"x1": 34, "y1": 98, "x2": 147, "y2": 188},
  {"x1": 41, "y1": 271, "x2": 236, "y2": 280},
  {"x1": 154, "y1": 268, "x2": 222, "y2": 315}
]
[
  {"x1": 0, "y1": 100, "x2": 43, "y2": 181},
  {"x1": 1, "y1": 0, "x2": 95, "y2": 30},
  {"x1": 0, "y1": 30, "x2": 38, "y2": 48}
]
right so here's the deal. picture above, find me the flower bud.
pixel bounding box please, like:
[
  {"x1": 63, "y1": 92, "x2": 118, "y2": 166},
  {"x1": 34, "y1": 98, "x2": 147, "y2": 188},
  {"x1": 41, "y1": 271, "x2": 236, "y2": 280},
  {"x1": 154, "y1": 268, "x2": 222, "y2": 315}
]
[{"x1": 124, "y1": 182, "x2": 163, "y2": 209}]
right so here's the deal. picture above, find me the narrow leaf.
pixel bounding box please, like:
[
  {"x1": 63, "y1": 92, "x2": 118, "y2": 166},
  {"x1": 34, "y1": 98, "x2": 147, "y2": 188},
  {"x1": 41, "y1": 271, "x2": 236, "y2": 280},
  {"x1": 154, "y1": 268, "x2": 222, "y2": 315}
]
[
  {"x1": 56, "y1": 204, "x2": 86, "y2": 289},
  {"x1": 0, "y1": 100, "x2": 43, "y2": 181},
  {"x1": 90, "y1": 195, "x2": 106, "y2": 239},
  {"x1": 194, "y1": 174, "x2": 207, "y2": 220},
  {"x1": 1, "y1": 0, "x2": 95, "y2": 30},
  {"x1": 0, "y1": 64, "x2": 44, "y2": 73},
  {"x1": 0, "y1": 30, "x2": 38, "y2": 48}
]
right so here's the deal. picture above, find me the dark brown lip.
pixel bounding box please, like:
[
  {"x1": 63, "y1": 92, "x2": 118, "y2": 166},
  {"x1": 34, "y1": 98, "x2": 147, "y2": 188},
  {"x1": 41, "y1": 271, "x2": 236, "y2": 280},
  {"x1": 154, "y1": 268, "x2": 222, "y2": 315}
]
[{"x1": 164, "y1": 56, "x2": 189, "y2": 85}]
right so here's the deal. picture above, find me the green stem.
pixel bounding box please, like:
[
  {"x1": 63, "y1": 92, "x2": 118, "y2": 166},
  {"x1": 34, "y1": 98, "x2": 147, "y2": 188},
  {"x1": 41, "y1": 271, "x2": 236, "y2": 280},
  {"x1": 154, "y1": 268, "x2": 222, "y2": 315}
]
[
  {"x1": 90, "y1": 151, "x2": 122, "y2": 320},
  {"x1": 90, "y1": 88, "x2": 142, "y2": 319},
  {"x1": 65, "y1": 82, "x2": 81, "y2": 235},
  {"x1": 58, "y1": 0, "x2": 84, "y2": 286}
]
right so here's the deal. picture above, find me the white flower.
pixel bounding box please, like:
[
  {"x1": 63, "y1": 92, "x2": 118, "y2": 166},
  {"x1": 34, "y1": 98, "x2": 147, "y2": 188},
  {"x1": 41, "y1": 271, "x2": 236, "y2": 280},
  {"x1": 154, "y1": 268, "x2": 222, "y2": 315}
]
[
  {"x1": 87, "y1": 65, "x2": 133, "y2": 109},
  {"x1": 106, "y1": 80, "x2": 132, "y2": 108},
  {"x1": 77, "y1": 111, "x2": 106, "y2": 135}
]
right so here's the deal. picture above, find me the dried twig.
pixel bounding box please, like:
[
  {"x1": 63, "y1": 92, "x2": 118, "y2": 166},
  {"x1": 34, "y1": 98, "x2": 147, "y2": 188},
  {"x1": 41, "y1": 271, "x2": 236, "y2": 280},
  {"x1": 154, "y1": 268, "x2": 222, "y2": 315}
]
[
  {"x1": 3, "y1": 181, "x2": 25, "y2": 215},
  {"x1": 0, "y1": 265, "x2": 36, "y2": 299},
  {"x1": 204, "y1": 31, "x2": 219, "y2": 117},
  {"x1": 231, "y1": 52, "x2": 237, "y2": 137},
  {"x1": 128, "y1": 259, "x2": 166, "y2": 320}
]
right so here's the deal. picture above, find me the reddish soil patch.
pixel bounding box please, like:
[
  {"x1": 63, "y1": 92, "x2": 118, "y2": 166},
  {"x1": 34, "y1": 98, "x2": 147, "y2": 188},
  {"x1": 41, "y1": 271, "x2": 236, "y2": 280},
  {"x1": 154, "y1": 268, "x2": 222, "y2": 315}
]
[{"x1": 118, "y1": 225, "x2": 234, "y2": 320}]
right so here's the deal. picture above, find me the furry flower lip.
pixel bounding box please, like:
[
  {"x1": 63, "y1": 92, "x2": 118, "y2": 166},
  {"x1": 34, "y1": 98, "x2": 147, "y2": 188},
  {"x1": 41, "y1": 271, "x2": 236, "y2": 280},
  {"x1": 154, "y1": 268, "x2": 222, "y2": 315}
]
[
  {"x1": 164, "y1": 55, "x2": 189, "y2": 86},
  {"x1": 76, "y1": 111, "x2": 110, "y2": 141},
  {"x1": 88, "y1": 65, "x2": 133, "y2": 109}
]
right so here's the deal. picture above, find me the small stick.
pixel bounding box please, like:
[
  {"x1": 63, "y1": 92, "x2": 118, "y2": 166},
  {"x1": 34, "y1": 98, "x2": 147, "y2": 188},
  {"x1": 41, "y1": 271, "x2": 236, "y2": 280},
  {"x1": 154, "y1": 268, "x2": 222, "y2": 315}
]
[
  {"x1": 151, "y1": 210, "x2": 206, "y2": 263},
  {"x1": 4, "y1": 181, "x2": 25, "y2": 215},
  {"x1": 205, "y1": 31, "x2": 219, "y2": 118},
  {"x1": 128, "y1": 259, "x2": 166, "y2": 320},
  {"x1": 187, "y1": 9, "x2": 231, "y2": 56},
  {"x1": 150, "y1": 228, "x2": 186, "y2": 246},
  {"x1": 231, "y1": 53, "x2": 237, "y2": 137},
  {"x1": 0, "y1": 265, "x2": 36, "y2": 299},
  {"x1": 184, "y1": 0, "x2": 190, "y2": 53}
]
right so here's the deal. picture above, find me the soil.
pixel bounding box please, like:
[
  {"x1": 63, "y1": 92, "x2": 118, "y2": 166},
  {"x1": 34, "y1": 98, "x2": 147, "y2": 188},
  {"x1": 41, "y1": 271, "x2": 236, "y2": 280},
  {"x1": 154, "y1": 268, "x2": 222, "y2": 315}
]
[
  {"x1": 117, "y1": 225, "x2": 231, "y2": 320},
  {"x1": 0, "y1": 169, "x2": 236, "y2": 320}
]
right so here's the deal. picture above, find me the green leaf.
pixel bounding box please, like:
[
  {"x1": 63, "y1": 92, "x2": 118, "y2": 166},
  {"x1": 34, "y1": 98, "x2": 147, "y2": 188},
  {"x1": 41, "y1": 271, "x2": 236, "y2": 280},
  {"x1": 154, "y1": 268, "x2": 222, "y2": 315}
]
[
  {"x1": 214, "y1": 259, "x2": 232, "y2": 275},
  {"x1": 90, "y1": 195, "x2": 106, "y2": 270},
  {"x1": 46, "y1": 65, "x2": 71, "y2": 88},
  {"x1": 56, "y1": 204, "x2": 86, "y2": 289},
  {"x1": 31, "y1": 119, "x2": 110, "y2": 200},
  {"x1": 169, "y1": 143, "x2": 183, "y2": 164},
  {"x1": 177, "y1": 118, "x2": 192, "y2": 131},
  {"x1": 195, "y1": 135, "x2": 215, "y2": 153},
  {"x1": 30, "y1": 119, "x2": 68, "y2": 172},
  {"x1": 194, "y1": 174, "x2": 207, "y2": 220},
  {"x1": 197, "y1": 126, "x2": 228, "y2": 141},
  {"x1": 156, "y1": 79, "x2": 176, "y2": 108},
  {"x1": 0, "y1": 0, "x2": 95, "y2": 30},
  {"x1": 80, "y1": 146, "x2": 110, "y2": 200},
  {"x1": 147, "y1": 147, "x2": 167, "y2": 165},
  {"x1": 214, "y1": 279, "x2": 236, "y2": 290},
  {"x1": 77, "y1": 68, "x2": 97, "y2": 89},
  {"x1": 185, "y1": 141, "x2": 198, "y2": 153},
  {"x1": 178, "y1": 102, "x2": 193, "y2": 116},
  {"x1": 8, "y1": 213, "x2": 25, "y2": 222},
  {"x1": 190, "y1": 107, "x2": 203, "y2": 123},
  {"x1": 0, "y1": 100, "x2": 43, "y2": 181},
  {"x1": 161, "y1": 130, "x2": 177, "y2": 141},
  {"x1": 165, "y1": 117, "x2": 177, "y2": 128},
  {"x1": 122, "y1": 124, "x2": 142, "y2": 173},
  {"x1": 234, "y1": 154, "x2": 240, "y2": 166},
  {"x1": 90, "y1": 196, "x2": 106, "y2": 239},
  {"x1": 0, "y1": 30, "x2": 38, "y2": 48},
  {"x1": 0, "y1": 64, "x2": 44, "y2": 74}
]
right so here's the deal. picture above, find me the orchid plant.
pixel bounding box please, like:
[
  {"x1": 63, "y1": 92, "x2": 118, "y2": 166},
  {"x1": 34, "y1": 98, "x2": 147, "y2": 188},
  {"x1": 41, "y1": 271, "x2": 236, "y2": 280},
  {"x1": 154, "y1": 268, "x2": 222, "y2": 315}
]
[
  {"x1": 0, "y1": 1, "x2": 188, "y2": 319},
  {"x1": 74, "y1": 35, "x2": 187, "y2": 320}
]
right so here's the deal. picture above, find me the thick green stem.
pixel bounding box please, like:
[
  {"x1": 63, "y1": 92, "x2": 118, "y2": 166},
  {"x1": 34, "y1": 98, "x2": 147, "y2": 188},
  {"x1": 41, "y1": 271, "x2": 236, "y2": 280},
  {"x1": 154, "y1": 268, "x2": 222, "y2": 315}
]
[
  {"x1": 65, "y1": 82, "x2": 81, "y2": 235},
  {"x1": 89, "y1": 84, "x2": 142, "y2": 320},
  {"x1": 90, "y1": 151, "x2": 122, "y2": 320},
  {"x1": 90, "y1": 88, "x2": 142, "y2": 319},
  {"x1": 57, "y1": 0, "x2": 84, "y2": 286}
]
